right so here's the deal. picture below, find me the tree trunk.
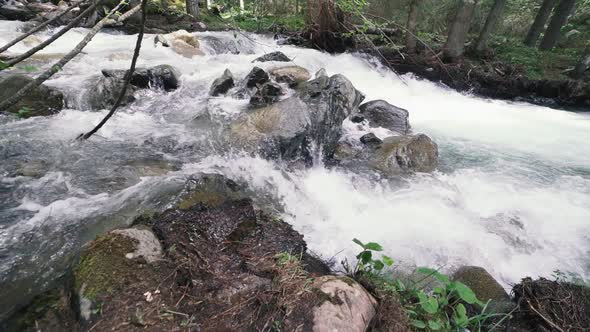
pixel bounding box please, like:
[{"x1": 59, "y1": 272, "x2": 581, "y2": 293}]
[
  {"x1": 186, "y1": 0, "x2": 199, "y2": 17},
  {"x1": 539, "y1": 0, "x2": 576, "y2": 50},
  {"x1": 524, "y1": 0, "x2": 557, "y2": 46},
  {"x1": 405, "y1": 0, "x2": 422, "y2": 54},
  {"x1": 296, "y1": 0, "x2": 299, "y2": 14},
  {"x1": 240, "y1": 0, "x2": 244, "y2": 13},
  {"x1": 475, "y1": 0, "x2": 506, "y2": 52},
  {"x1": 206, "y1": 0, "x2": 211, "y2": 9},
  {"x1": 162, "y1": 0, "x2": 168, "y2": 10},
  {"x1": 571, "y1": 47, "x2": 590, "y2": 78},
  {"x1": 443, "y1": 0, "x2": 478, "y2": 61}
]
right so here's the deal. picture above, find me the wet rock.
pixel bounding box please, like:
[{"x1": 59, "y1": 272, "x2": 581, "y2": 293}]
[
  {"x1": 161, "y1": 30, "x2": 204, "y2": 58},
  {"x1": 311, "y1": 276, "x2": 377, "y2": 332},
  {"x1": 360, "y1": 133, "x2": 382, "y2": 146},
  {"x1": 370, "y1": 134, "x2": 438, "y2": 174},
  {"x1": 452, "y1": 266, "x2": 511, "y2": 306},
  {"x1": 153, "y1": 34, "x2": 169, "y2": 47},
  {"x1": 231, "y1": 73, "x2": 363, "y2": 164},
  {"x1": 0, "y1": 74, "x2": 63, "y2": 117},
  {"x1": 315, "y1": 68, "x2": 328, "y2": 78},
  {"x1": 253, "y1": 51, "x2": 291, "y2": 62},
  {"x1": 358, "y1": 100, "x2": 410, "y2": 134},
  {"x1": 86, "y1": 76, "x2": 137, "y2": 110},
  {"x1": 351, "y1": 114, "x2": 365, "y2": 123},
  {"x1": 15, "y1": 160, "x2": 47, "y2": 178},
  {"x1": 249, "y1": 82, "x2": 283, "y2": 107},
  {"x1": 200, "y1": 35, "x2": 239, "y2": 55},
  {"x1": 0, "y1": 3, "x2": 35, "y2": 21},
  {"x1": 270, "y1": 65, "x2": 312, "y2": 85},
  {"x1": 209, "y1": 69, "x2": 235, "y2": 96},
  {"x1": 111, "y1": 227, "x2": 163, "y2": 263},
  {"x1": 245, "y1": 66, "x2": 270, "y2": 88},
  {"x1": 102, "y1": 64, "x2": 181, "y2": 91}
]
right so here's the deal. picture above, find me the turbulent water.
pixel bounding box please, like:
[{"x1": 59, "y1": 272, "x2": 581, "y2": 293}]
[{"x1": 1, "y1": 20, "x2": 589, "y2": 317}]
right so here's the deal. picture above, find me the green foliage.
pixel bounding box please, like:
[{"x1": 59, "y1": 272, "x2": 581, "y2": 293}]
[
  {"x1": 0, "y1": 60, "x2": 10, "y2": 71},
  {"x1": 349, "y1": 239, "x2": 505, "y2": 332},
  {"x1": 18, "y1": 65, "x2": 38, "y2": 73},
  {"x1": 229, "y1": 13, "x2": 305, "y2": 32},
  {"x1": 17, "y1": 106, "x2": 33, "y2": 118}
]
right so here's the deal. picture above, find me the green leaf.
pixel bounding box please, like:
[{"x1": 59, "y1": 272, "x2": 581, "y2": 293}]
[
  {"x1": 382, "y1": 255, "x2": 394, "y2": 266},
  {"x1": 0, "y1": 60, "x2": 9, "y2": 70},
  {"x1": 352, "y1": 238, "x2": 365, "y2": 249},
  {"x1": 19, "y1": 64, "x2": 38, "y2": 72},
  {"x1": 453, "y1": 282, "x2": 478, "y2": 304},
  {"x1": 373, "y1": 260, "x2": 384, "y2": 270},
  {"x1": 428, "y1": 320, "x2": 442, "y2": 330},
  {"x1": 421, "y1": 297, "x2": 439, "y2": 314},
  {"x1": 453, "y1": 303, "x2": 468, "y2": 327},
  {"x1": 357, "y1": 250, "x2": 372, "y2": 265},
  {"x1": 416, "y1": 267, "x2": 450, "y2": 284},
  {"x1": 364, "y1": 242, "x2": 383, "y2": 251},
  {"x1": 411, "y1": 320, "x2": 426, "y2": 329}
]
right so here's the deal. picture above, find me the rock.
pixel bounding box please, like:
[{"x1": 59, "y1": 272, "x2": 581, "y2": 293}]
[
  {"x1": 315, "y1": 68, "x2": 328, "y2": 78},
  {"x1": 245, "y1": 66, "x2": 270, "y2": 88},
  {"x1": 253, "y1": 51, "x2": 291, "y2": 62},
  {"x1": 15, "y1": 160, "x2": 47, "y2": 178},
  {"x1": 311, "y1": 276, "x2": 377, "y2": 332},
  {"x1": 154, "y1": 34, "x2": 169, "y2": 47},
  {"x1": 370, "y1": 134, "x2": 438, "y2": 174},
  {"x1": 111, "y1": 227, "x2": 162, "y2": 263},
  {"x1": 249, "y1": 82, "x2": 283, "y2": 107},
  {"x1": 452, "y1": 266, "x2": 510, "y2": 304},
  {"x1": 351, "y1": 114, "x2": 365, "y2": 123},
  {"x1": 102, "y1": 64, "x2": 181, "y2": 91},
  {"x1": 86, "y1": 76, "x2": 137, "y2": 110},
  {"x1": 231, "y1": 73, "x2": 363, "y2": 164},
  {"x1": 200, "y1": 35, "x2": 239, "y2": 55},
  {"x1": 0, "y1": 75, "x2": 63, "y2": 117},
  {"x1": 162, "y1": 30, "x2": 205, "y2": 58},
  {"x1": 170, "y1": 39, "x2": 205, "y2": 58},
  {"x1": 0, "y1": 3, "x2": 34, "y2": 21},
  {"x1": 360, "y1": 133, "x2": 382, "y2": 146},
  {"x1": 358, "y1": 100, "x2": 410, "y2": 134},
  {"x1": 270, "y1": 65, "x2": 312, "y2": 85},
  {"x1": 210, "y1": 69, "x2": 235, "y2": 96}
]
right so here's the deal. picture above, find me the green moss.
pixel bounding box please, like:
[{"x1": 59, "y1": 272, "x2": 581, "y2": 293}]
[
  {"x1": 74, "y1": 234, "x2": 138, "y2": 300},
  {"x1": 177, "y1": 190, "x2": 226, "y2": 209}
]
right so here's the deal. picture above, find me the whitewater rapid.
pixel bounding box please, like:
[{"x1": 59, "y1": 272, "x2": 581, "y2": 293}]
[{"x1": 0, "y1": 20, "x2": 589, "y2": 316}]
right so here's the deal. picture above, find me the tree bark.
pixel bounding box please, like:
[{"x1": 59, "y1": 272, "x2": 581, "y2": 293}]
[
  {"x1": 524, "y1": 0, "x2": 557, "y2": 46},
  {"x1": 443, "y1": 0, "x2": 478, "y2": 61},
  {"x1": 0, "y1": 1, "x2": 138, "y2": 114},
  {"x1": 186, "y1": 0, "x2": 200, "y2": 17},
  {"x1": 571, "y1": 47, "x2": 590, "y2": 78},
  {"x1": 405, "y1": 0, "x2": 423, "y2": 54},
  {"x1": 475, "y1": 0, "x2": 506, "y2": 52},
  {"x1": 539, "y1": 0, "x2": 576, "y2": 50},
  {"x1": 240, "y1": 0, "x2": 245, "y2": 13},
  {"x1": 4, "y1": 0, "x2": 104, "y2": 68}
]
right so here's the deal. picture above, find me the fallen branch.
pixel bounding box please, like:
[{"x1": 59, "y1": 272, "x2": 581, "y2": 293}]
[
  {"x1": 78, "y1": 0, "x2": 147, "y2": 140},
  {"x1": 0, "y1": 0, "x2": 89, "y2": 54},
  {"x1": 354, "y1": 25, "x2": 401, "y2": 37},
  {"x1": 3, "y1": 0, "x2": 105, "y2": 68},
  {"x1": 0, "y1": 0, "x2": 132, "y2": 114}
]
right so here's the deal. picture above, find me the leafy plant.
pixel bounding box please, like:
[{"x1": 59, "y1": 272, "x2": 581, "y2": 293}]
[
  {"x1": 348, "y1": 239, "x2": 504, "y2": 331},
  {"x1": 17, "y1": 106, "x2": 33, "y2": 118},
  {"x1": 343, "y1": 238, "x2": 394, "y2": 275},
  {"x1": 18, "y1": 65, "x2": 38, "y2": 73}
]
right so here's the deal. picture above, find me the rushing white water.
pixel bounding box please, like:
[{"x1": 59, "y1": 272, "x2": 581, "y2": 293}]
[{"x1": 1, "y1": 20, "x2": 589, "y2": 316}]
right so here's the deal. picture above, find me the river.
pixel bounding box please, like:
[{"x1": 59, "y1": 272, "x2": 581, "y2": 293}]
[{"x1": 0, "y1": 20, "x2": 589, "y2": 318}]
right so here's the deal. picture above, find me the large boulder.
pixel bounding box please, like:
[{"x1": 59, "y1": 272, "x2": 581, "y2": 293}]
[
  {"x1": 86, "y1": 76, "x2": 138, "y2": 110},
  {"x1": 249, "y1": 82, "x2": 283, "y2": 107},
  {"x1": 370, "y1": 134, "x2": 438, "y2": 174},
  {"x1": 230, "y1": 73, "x2": 364, "y2": 164},
  {"x1": 0, "y1": 74, "x2": 63, "y2": 117},
  {"x1": 358, "y1": 100, "x2": 410, "y2": 134},
  {"x1": 452, "y1": 266, "x2": 511, "y2": 306},
  {"x1": 244, "y1": 66, "x2": 270, "y2": 88},
  {"x1": 253, "y1": 51, "x2": 291, "y2": 63},
  {"x1": 102, "y1": 64, "x2": 181, "y2": 91},
  {"x1": 209, "y1": 69, "x2": 235, "y2": 96},
  {"x1": 0, "y1": 3, "x2": 35, "y2": 21}
]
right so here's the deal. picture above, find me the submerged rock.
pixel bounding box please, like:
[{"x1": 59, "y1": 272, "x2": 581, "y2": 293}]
[
  {"x1": 86, "y1": 76, "x2": 137, "y2": 110},
  {"x1": 209, "y1": 69, "x2": 235, "y2": 96},
  {"x1": 253, "y1": 51, "x2": 291, "y2": 63},
  {"x1": 0, "y1": 74, "x2": 63, "y2": 117},
  {"x1": 370, "y1": 134, "x2": 438, "y2": 174},
  {"x1": 358, "y1": 100, "x2": 410, "y2": 134},
  {"x1": 102, "y1": 64, "x2": 181, "y2": 91},
  {"x1": 244, "y1": 66, "x2": 270, "y2": 88},
  {"x1": 360, "y1": 133, "x2": 382, "y2": 146},
  {"x1": 249, "y1": 82, "x2": 283, "y2": 106},
  {"x1": 231, "y1": 73, "x2": 363, "y2": 164}
]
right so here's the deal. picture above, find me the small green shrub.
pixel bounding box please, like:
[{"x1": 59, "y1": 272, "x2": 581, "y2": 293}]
[{"x1": 348, "y1": 239, "x2": 505, "y2": 331}]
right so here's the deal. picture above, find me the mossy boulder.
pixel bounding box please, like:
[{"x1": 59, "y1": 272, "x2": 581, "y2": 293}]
[
  {"x1": 452, "y1": 266, "x2": 513, "y2": 313},
  {"x1": 0, "y1": 74, "x2": 63, "y2": 117}
]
